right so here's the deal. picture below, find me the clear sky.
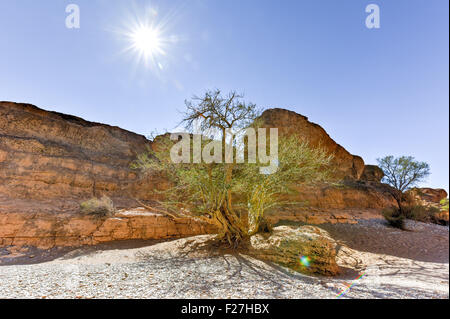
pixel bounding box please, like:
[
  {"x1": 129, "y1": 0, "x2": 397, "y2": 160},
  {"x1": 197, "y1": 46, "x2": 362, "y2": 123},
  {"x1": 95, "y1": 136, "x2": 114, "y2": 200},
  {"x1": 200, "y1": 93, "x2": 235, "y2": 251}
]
[{"x1": 0, "y1": 0, "x2": 448, "y2": 191}]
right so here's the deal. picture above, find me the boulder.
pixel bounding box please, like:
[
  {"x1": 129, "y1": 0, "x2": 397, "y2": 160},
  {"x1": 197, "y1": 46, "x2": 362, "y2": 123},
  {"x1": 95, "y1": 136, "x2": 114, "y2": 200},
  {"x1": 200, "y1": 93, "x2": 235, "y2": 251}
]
[
  {"x1": 435, "y1": 211, "x2": 449, "y2": 225},
  {"x1": 403, "y1": 188, "x2": 448, "y2": 226},
  {"x1": 408, "y1": 188, "x2": 448, "y2": 204},
  {"x1": 258, "y1": 109, "x2": 365, "y2": 180},
  {"x1": 361, "y1": 165, "x2": 384, "y2": 182},
  {"x1": 250, "y1": 226, "x2": 340, "y2": 276},
  {"x1": 254, "y1": 109, "x2": 401, "y2": 212}
]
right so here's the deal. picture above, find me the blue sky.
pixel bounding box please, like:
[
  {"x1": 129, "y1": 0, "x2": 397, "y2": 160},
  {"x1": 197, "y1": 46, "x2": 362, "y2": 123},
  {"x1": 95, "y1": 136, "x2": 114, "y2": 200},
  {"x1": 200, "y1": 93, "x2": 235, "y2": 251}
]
[{"x1": 0, "y1": 0, "x2": 448, "y2": 191}]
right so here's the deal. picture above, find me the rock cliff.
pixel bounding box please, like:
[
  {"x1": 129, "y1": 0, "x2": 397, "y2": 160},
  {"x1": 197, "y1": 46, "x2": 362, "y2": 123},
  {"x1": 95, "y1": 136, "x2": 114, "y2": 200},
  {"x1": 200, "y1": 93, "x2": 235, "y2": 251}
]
[
  {"x1": 0, "y1": 101, "x2": 154, "y2": 202},
  {"x1": 258, "y1": 109, "x2": 365, "y2": 180},
  {"x1": 0, "y1": 102, "x2": 404, "y2": 248}
]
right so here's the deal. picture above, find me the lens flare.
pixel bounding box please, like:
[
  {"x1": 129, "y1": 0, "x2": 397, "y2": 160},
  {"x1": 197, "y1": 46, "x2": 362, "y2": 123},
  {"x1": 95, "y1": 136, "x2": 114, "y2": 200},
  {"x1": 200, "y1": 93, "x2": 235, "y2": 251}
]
[
  {"x1": 336, "y1": 272, "x2": 366, "y2": 299},
  {"x1": 113, "y1": 5, "x2": 178, "y2": 71},
  {"x1": 299, "y1": 256, "x2": 311, "y2": 267}
]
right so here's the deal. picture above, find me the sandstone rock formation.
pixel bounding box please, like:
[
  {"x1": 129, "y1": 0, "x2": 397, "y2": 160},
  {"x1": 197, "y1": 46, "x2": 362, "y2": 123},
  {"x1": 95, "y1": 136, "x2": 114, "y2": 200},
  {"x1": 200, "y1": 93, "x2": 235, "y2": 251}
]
[
  {"x1": 258, "y1": 109, "x2": 365, "y2": 180},
  {"x1": 250, "y1": 225, "x2": 340, "y2": 276},
  {"x1": 0, "y1": 207, "x2": 215, "y2": 249},
  {"x1": 256, "y1": 108, "x2": 397, "y2": 213},
  {"x1": 407, "y1": 188, "x2": 449, "y2": 225},
  {"x1": 361, "y1": 165, "x2": 384, "y2": 182},
  {"x1": 409, "y1": 188, "x2": 448, "y2": 204},
  {"x1": 0, "y1": 101, "x2": 153, "y2": 202},
  {"x1": 0, "y1": 102, "x2": 405, "y2": 249},
  {"x1": 0, "y1": 102, "x2": 202, "y2": 249},
  {"x1": 0, "y1": 103, "x2": 397, "y2": 209}
]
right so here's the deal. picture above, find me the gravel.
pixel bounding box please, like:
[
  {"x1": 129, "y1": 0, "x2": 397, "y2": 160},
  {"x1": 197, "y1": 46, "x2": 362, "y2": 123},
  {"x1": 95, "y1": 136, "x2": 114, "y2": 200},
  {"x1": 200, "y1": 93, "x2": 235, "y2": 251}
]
[{"x1": 0, "y1": 221, "x2": 448, "y2": 299}]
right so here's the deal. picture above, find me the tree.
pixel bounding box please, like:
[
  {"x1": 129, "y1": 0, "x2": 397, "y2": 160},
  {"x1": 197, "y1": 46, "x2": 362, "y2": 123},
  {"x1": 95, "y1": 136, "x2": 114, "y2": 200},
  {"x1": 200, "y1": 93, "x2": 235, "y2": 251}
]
[
  {"x1": 133, "y1": 90, "x2": 332, "y2": 247},
  {"x1": 377, "y1": 155, "x2": 430, "y2": 212}
]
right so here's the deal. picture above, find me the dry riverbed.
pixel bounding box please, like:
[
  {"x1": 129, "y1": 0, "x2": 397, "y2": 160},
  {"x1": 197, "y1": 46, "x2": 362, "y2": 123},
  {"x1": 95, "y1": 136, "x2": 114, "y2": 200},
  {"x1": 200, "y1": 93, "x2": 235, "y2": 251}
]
[{"x1": 0, "y1": 219, "x2": 448, "y2": 299}]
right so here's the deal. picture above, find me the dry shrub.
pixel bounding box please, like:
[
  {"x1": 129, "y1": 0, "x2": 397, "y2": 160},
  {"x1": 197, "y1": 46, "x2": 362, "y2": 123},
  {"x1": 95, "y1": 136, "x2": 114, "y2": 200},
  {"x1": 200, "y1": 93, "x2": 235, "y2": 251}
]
[
  {"x1": 404, "y1": 205, "x2": 441, "y2": 224},
  {"x1": 440, "y1": 198, "x2": 449, "y2": 211},
  {"x1": 382, "y1": 207, "x2": 405, "y2": 229},
  {"x1": 80, "y1": 196, "x2": 116, "y2": 217},
  {"x1": 383, "y1": 204, "x2": 442, "y2": 229},
  {"x1": 256, "y1": 217, "x2": 273, "y2": 235}
]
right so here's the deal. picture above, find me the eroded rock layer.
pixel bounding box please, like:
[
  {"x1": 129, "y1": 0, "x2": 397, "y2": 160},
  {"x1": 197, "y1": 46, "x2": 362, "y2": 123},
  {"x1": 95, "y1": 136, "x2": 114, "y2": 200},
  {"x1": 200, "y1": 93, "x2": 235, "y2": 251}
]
[
  {"x1": 258, "y1": 109, "x2": 365, "y2": 180},
  {"x1": 0, "y1": 208, "x2": 216, "y2": 249},
  {"x1": 0, "y1": 102, "x2": 408, "y2": 249},
  {"x1": 0, "y1": 101, "x2": 152, "y2": 201}
]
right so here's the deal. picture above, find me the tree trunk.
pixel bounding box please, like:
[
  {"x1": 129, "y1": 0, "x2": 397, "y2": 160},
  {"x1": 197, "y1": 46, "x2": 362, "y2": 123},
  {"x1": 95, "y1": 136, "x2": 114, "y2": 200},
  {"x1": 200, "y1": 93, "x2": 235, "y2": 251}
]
[
  {"x1": 393, "y1": 190, "x2": 404, "y2": 215},
  {"x1": 213, "y1": 203, "x2": 246, "y2": 247}
]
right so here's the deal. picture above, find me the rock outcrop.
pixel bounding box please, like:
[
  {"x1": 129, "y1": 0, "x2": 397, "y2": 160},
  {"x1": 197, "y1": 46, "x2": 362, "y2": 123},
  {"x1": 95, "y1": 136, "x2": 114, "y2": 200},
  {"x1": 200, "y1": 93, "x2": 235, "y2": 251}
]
[
  {"x1": 0, "y1": 102, "x2": 407, "y2": 249},
  {"x1": 250, "y1": 225, "x2": 340, "y2": 276},
  {"x1": 407, "y1": 188, "x2": 449, "y2": 225},
  {"x1": 0, "y1": 103, "x2": 397, "y2": 211},
  {"x1": 265, "y1": 182, "x2": 396, "y2": 225},
  {"x1": 258, "y1": 109, "x2": 365, "y2": 180},
  {"x1": 361, "y1": 165, "x2": 384, "y2": 182},
  {"x1": 256, "y1": 109, "x2": 397, "y2": 213},
  {"x1": 409, "y1": 188, "x2": 448, "y2": 204},
  {"x1": 0, "y1": 207, "x2": 216, "y2": 249},
  {"x1": 0, "y1": 101, "x2": 153, "y2": 202}
]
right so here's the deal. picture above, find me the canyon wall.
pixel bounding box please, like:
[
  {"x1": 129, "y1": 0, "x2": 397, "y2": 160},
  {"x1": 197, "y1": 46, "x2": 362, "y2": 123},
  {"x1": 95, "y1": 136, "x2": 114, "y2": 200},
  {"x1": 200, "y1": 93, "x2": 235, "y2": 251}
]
[
  {"x1": 0, "y1": 102, "x2": 401, "y2": 249},
  {"x1": 0, "y1": 207, "x2": 216, "y2": 250},
  {"x1": 0, "y1": 101, "x2": 153, "y2": 202}
]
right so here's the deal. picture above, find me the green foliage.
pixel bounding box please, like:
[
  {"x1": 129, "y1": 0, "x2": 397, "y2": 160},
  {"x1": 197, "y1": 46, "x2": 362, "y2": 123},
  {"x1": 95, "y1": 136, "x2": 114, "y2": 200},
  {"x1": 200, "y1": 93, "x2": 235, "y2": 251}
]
[
  {"x1": 377, "y1": 156, "x2": 430, "y2": 193},
  {"x1": 383, "y1": 204, "x2": 442, "y2": 229},
  {"x1": 80, "y1": 196, "x2": 116, "y2": 217},
  {"x1": 132, "y1": 90, "x2": 333, "y2": 247},
  {"x1": 404, "y1": 205, "x2": 440, "y2": 223},
  {"x1": 133, "y1": 133, "x2": 332, "y2": 244},
  {"x1": 377, "y1": 155, "x2": 430, "y2": 215},
  {"x1": 235, "y1": 136, "x2": 332, "y2": 235},
  {"x1": 440, "y1": 198, "x2": 449, "y2": 211}
]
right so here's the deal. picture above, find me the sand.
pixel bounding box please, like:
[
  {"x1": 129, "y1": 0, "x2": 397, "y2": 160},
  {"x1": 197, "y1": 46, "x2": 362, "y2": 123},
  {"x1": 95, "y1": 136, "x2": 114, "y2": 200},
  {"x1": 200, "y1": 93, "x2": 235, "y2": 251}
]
[{"x1": 0, "y1": 218, "x2": 448, "y2": 299}]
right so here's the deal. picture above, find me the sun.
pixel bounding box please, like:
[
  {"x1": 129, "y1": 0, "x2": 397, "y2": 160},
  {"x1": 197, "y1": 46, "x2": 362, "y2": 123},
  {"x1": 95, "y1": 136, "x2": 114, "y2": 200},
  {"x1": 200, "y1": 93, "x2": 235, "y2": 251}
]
[
  {"x1": 131, "y1": 26, "x2": 163, "y2": 59},
  {"x1": 113, "y1": 5, "x2": 180, "y2": 71}
]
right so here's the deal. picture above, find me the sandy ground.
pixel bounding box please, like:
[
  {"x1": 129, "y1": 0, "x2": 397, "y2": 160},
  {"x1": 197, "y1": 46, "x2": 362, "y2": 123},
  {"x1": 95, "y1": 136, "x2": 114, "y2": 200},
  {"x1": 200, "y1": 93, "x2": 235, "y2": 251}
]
[{"x1": 0, "y1": 219, "x2": 448, "y2": 299}]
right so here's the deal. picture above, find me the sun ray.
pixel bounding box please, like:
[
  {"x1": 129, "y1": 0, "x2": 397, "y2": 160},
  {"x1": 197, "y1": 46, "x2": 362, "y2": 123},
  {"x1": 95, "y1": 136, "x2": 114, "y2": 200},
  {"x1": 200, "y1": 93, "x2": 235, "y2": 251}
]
[{"x1": 113, "y1": 4, "x2": 174, "y2": 71}]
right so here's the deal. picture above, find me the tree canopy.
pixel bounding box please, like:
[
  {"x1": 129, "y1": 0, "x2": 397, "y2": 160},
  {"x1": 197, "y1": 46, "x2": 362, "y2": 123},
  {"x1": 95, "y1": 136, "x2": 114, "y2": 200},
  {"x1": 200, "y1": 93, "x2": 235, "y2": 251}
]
[
  {"x1": 377, "y1": 155, "x2": 430, "y2": 215},
  {"x1": 377, "y1": 155, "x2": 430, "y2": 193},
  {"x1": 133, "y1": 90, "x2": 333, "y2": 247}
]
